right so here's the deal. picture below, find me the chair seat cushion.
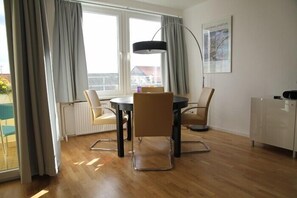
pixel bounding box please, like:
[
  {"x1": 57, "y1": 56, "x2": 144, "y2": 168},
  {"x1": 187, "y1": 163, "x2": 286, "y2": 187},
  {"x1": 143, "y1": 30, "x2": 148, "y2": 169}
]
[
  {"x1": 93, "y1": 113, "x2": 128, "y2": 125},
  {"x1": 2, "y1": 125, "x2": 16, "y2": 136},
  {"x1": 181, "y1": 113, "x2": 206, "y2": 125}
]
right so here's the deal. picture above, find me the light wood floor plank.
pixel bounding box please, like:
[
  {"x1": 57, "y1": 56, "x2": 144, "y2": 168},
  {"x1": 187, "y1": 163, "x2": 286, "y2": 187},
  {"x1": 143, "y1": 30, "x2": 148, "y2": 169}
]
[{"x1": 0, "y1": 129, "x2": 297, "y2": 197}]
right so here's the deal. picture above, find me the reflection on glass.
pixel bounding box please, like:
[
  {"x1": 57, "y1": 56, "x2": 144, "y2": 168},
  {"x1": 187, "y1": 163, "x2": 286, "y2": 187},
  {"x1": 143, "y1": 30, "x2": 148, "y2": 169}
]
[
  {"x1": 0, "y1": 0, "x2": 19, "y2": 172},
  {"x1": 129, "y1": 18, "x2": 162, "y2": 91},
  {"x1": 83, "y1": 12, "x2": 119, "y2": 92}
]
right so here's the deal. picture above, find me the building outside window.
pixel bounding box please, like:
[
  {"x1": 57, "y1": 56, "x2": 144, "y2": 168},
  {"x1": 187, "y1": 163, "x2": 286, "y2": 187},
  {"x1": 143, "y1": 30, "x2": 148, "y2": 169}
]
[
  {"x1": 0, "y1": 0, "x2": 19, "y2": 180},
  {"x1": 82, "y1": 6, "x2": 162, "y2": 97}
]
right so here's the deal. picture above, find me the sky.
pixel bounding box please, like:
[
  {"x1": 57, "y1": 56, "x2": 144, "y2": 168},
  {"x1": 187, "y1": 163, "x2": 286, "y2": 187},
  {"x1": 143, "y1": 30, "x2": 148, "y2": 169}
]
[
  {"x1": 83, "y1": 12, "x2": 161, "y2": 74},
  {"x1": 0, "y1": 3, "x2": 162, "y2": 75},
  {"x1": 0, "y1": 0, "x2": 10, "y2": 74}
]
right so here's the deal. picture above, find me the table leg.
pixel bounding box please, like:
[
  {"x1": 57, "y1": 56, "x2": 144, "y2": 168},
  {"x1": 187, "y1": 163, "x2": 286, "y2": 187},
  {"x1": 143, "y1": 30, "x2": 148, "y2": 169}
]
[
  {"x1": 116, "y1": 106, "x2": 124, "y2": 157},
  {"x1": 127, "y1": 111, "x2": 132, "y2": 141},
  {"x1": 173, "y1": 108, "x2": 181, "y2": 157}
]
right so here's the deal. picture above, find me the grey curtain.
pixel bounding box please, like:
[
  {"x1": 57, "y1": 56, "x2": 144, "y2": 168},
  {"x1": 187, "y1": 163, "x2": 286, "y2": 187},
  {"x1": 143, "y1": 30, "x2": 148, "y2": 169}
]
[
  {"x1": 161, "y1": 16, "x2": 189, "y2": 95},
  {"x1": 4, "y1": 0, "x2": 59, "y2": 183},
  {"x1": 53, "y1": 0, "x2": 88, "y2": 102}
]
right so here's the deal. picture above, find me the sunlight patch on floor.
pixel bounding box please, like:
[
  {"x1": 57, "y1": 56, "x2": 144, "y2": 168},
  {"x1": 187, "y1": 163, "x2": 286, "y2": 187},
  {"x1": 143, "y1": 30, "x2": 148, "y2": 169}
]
[
  {"x1": 73, "y1": 161, "x2": 85, "y2": 165},
  {"x1": 94, "y1": 164, "x2": 104, "y2": 171},
  {"x1": 31, "y1": 189, "x2": 49, "y2": 198},
  {"x1": 86, "y1": 158, "x2": 100, "y2": 165}
]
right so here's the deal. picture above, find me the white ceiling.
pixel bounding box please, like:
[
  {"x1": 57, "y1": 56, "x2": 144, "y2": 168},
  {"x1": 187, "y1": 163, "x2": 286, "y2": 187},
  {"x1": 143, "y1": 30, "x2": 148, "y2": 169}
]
[{"x1": 131, "y1": 0, "x2": 206, "y2": 10}]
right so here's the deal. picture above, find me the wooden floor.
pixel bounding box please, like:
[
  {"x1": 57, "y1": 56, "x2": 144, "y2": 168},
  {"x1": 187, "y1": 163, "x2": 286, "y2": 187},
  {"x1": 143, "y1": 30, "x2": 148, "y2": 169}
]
[{"x1": 0, "y1": 129, "x2": 297, "y2": 197}]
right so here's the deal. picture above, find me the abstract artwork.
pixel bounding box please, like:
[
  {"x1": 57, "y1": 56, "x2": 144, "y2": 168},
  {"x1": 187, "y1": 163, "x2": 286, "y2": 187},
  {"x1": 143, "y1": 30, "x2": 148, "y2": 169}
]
[{"x1": 203, "y1": 16, "x2": 232, "y2": 73}]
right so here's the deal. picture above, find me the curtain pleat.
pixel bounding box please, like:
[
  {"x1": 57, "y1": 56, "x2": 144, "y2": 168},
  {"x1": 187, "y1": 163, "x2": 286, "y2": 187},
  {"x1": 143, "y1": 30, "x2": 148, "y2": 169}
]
[
  {"x1": 161, "y1": 16, "x2": 189, "y2": 95},
  {"x1": 52, "y1": 0, "x2": 88, "y2": 102},
  {"x1": 4, "y1": 0, "x2": 59, "y2": 183}
]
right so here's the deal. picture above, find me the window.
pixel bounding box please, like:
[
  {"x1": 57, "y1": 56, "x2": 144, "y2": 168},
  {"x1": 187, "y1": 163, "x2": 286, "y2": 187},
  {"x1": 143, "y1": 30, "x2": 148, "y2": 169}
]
[
  {"x1": 129, "y1": 17, "x2": 162, "y2": 90},
  {"x1": 83, "y1": 8, "x2": 121, "y2": 95},
  {"x1": 82, "y1": 6, "x2": 162, "y2": 97},
  {"x1": 0, "y1": 0, "x2": 19, "y2": 179}
]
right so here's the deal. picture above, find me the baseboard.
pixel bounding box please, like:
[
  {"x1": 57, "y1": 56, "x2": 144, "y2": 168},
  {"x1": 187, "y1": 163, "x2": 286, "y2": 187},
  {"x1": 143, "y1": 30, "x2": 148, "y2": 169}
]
[
  {"x1": 209, "y1": 126, "x2": 249, "y2": 138},
  {"x1": 0, "y1": 169, "x2": 19, "y2": 183}
]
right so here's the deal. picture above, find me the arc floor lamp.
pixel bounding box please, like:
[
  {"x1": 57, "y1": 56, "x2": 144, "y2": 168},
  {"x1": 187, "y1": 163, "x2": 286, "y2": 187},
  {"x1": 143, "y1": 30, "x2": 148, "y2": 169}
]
[
  {"x1": 133, "y1": 23, "x2": 210, "y2": 132},
  {"x1": 132, "y1": 23, "x2": 205, "y2": 88}
]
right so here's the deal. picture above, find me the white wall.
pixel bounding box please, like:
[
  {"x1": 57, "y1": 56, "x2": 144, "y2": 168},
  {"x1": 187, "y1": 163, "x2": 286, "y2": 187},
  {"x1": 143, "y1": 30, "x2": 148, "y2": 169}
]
[
  {"x1": 44, "y1": 0, "x2": 182, "y2": 59},
  {"x1": 183, "y1": 0, "x2": 297, "y2": 136},
  {"x1": 91, "y1": 0, "x2": 182, "y2": 16}
]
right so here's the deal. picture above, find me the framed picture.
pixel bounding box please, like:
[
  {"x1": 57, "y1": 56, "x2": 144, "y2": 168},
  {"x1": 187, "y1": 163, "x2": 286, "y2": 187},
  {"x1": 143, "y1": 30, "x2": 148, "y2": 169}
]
[{"x1": 202, "y1": 16, "x2": 232, "y2": 73}]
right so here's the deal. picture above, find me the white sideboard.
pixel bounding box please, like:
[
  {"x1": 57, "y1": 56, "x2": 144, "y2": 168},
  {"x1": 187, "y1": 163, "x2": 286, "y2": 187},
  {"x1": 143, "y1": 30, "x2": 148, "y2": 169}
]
[{"x1": 250, "y1": 97, "x2": 297, "y2": 158}]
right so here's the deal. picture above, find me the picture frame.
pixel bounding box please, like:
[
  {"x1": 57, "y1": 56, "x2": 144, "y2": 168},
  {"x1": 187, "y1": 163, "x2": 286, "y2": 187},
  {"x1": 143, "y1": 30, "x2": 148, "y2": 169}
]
[{"x1": 202, "y1": 16, "x2": 232, "y2": 73}]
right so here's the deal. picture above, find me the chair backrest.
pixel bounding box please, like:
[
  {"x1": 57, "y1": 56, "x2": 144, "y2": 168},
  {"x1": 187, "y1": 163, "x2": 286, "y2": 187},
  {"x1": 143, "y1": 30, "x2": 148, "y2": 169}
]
[
  {"x1": 141, "y1": 86, "x2": 164, "y2": 93},
  {"x1": 0, "y1": 103, "x2": 14, "y2": 120},
  {"x1": 0, "y1": 103, "x2": 15, "y2": 137},
  {"x1": 197, "y1": 87, "x2": 215, "y2": 121},
  {"x1": 133, "y1": 92, "x2": 173, "y2": 137},
  {"x1": 84, "y1": 90, "x2": 102, "y2": 121}
]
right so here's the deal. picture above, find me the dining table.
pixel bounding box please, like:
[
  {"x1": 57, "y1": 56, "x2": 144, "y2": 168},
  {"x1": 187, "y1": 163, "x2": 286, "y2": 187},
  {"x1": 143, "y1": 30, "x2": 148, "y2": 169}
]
[{"x1": 110, "y1": 95, "x2": 189, "y2": 158}]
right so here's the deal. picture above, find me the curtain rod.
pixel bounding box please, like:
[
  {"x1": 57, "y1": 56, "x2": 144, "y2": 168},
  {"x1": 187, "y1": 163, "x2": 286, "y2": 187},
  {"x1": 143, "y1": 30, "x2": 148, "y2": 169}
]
[{"x1": 65, "y1": 0, "x2": 180, "y2": 18}]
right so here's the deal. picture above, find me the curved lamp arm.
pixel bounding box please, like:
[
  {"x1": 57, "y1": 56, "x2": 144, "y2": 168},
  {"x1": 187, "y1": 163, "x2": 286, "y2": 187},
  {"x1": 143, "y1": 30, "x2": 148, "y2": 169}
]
[
  {"x1": 133, "y1": 23, "x2": 205, "y2": 88},
  {"x1": 152, "y1": 23, "x2": 203, "y2": 64}
]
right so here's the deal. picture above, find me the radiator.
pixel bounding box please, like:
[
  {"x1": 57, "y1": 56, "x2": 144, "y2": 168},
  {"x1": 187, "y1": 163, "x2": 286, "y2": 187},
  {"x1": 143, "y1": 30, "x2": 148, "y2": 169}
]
[{"x1": 74, "y1": 101, "x2": 117, "y2": 135}]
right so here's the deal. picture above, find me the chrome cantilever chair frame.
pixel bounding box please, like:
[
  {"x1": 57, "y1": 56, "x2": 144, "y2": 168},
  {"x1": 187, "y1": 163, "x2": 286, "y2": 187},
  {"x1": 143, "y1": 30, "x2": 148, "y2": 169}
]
[
  {"x1": 132, "y1": 92, "x2": 174, "y2": 171},
  {"x1": 181, "y1": 87, "x2": 214, "y2": 154},
  {"x1": 88, "y1": 106, "x2": 117, "y2": 151},
  {"x1": 131, "y1": 136, "x2": 174, "y2": 171},
  {"x1": 84, "y1": 90, "x2": 128, "y2": 151},
  {"x1": 181, "y1": 105, "x2": 211, "y2": 153}
]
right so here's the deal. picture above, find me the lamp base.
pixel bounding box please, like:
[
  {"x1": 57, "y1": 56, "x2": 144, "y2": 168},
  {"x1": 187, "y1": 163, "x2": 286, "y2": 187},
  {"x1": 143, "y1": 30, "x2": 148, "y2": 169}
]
[{"x1": 188, "y1": 125, "x2": 209, "y2": 132}]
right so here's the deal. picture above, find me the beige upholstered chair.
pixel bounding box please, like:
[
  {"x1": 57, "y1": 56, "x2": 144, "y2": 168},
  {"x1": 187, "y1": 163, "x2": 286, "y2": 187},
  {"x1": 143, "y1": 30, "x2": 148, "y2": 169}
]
[
  {"x1": 181, "y1": 87, "x2": 215, "y2": 153},
  {"x1": 84, "y1": 90, "x2": 128, "y2": 151},
  {"x1": 132, "y1": 92, "x2": 174, "y2": 171},
  {"x1": 140, "y1": 86, "x2": 164, "y2": 93}
]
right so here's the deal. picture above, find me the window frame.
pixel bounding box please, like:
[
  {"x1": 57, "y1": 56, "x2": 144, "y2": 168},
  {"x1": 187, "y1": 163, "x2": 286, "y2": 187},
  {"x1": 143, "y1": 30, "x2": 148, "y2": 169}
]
[
  {"x1": 83, "y1": 5, "x2": 124, "y2": 96},
  {"x1": 82, "y1": 6, "x2": 162, "y2": 98},
  {"x1": 126, "y1": 12, "x2": 162, "y2": 95}
]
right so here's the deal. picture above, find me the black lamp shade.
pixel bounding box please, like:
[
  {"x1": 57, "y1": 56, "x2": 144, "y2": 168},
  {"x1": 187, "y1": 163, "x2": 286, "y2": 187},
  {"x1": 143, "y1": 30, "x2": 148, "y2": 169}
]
[{"x1": 133, "y1": 41, "x2": 167, "y2": 54}]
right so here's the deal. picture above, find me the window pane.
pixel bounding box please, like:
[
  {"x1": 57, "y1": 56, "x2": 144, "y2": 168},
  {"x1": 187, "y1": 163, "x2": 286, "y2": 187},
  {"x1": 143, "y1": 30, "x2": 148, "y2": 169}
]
[
  {"x1": 0, "y1": 0, "x2": 19, "y2": 175},
  {"x1": 83, "y1": 12, "x2": 119, "y2": 92},
  {"x1": 129, "y1": 18, "x2": 162, "y2": 91}
]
